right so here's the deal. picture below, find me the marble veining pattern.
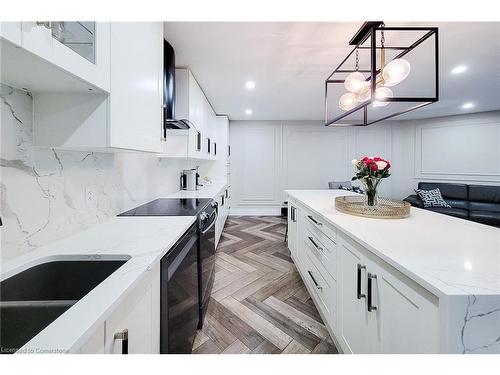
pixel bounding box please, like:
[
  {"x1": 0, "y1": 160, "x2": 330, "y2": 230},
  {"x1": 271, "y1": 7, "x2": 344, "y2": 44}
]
[
  {"x1": 0, "y1": 86, "x2": 194, "y2": 261},
  {"x1": 1, "y1": 216, "x2": 196, "y2": 353}
]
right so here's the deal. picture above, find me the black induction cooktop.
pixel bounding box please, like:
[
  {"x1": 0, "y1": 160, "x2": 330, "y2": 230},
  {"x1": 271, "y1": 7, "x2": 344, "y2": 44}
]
[{"x1": 119, "y1": 198, "x2": 212, "y2": 217}]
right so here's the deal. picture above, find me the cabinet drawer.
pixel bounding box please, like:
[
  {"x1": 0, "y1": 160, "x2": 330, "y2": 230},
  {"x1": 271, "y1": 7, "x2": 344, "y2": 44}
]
[
  {"x1": 303, "y1": 211, "x2": 337, "y2": 243},
  {"x1": 303, "y1": 228, "x2": 337, "y2": 280},
  {"x1": 302, "y1": 251, "x2": 336, "y2": 330}
]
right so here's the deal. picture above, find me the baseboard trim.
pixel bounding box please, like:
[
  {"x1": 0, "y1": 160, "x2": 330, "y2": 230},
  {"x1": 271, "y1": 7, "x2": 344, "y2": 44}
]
[{"x1": 229, "y1": 206, "x2": 281, "y2": 216}]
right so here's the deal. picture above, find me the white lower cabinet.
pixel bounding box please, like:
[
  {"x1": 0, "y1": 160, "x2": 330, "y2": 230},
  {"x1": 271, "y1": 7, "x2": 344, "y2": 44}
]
[
  {"x1": 370, "y1": 255, "x2": 439, "y2": 353},
  {"x1": 303, "y1": 250, "x2": 337, "y2": 332},
  {"x1": 288, "y1": 201, "x2": 440, "y2": 353},
  {"x1": 287, "y1": 198, "x2": 299, "y2": 260},
  {"x1": 78, "y1": 263, "x2": 160, "y2": 354},
  {"x1": 338, "y1": 237, "x2": 378, "y2": 353},
  {"x1": 78, "y1": 325, "x2": 105, "y2": 354},
  {"x1": 215, "y1": 186, "x2": 230, "y2": 248}
]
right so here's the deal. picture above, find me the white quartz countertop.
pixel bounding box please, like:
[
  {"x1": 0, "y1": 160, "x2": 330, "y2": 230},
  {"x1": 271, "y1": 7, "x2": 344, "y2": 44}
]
[
  {"x1": 1, "y1": 182, "x2": 228, "y2": 353},
  {"x1": 164, "y1": 181, "x2": 228, "y2": 199},
  {"x1": 286, "y1": 190, "x2": 500, "y2": 298},
  {"x1": 1, "y1": 216, "x2": 196, "y2": 354}
]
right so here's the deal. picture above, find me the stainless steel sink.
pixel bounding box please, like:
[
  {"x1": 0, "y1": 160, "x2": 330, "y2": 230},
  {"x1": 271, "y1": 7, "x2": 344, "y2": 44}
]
[{"x1": 0, "y1": 256, "x2": 130, "y2": 354}]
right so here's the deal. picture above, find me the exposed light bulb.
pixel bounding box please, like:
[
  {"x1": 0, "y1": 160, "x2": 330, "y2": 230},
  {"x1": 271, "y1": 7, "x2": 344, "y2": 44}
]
[
  {"x1": 461, "y1": 102, "x2": 474, "y2": 110},
  {"x1": 344, "y1": 71, "x2": 366, "y2": 93},
  {"x1": 245, "y1": 108, "x2": 253, "y2": 115},
  {"x1": 339, "y1": 92, "x2": 358, "y2": 111},
  {"x1": 373, "y1": 87, "x2": 393, "y2": 107},
  {"x1": 356, "y1": 81, "x2": 371, "y2": 102},
  {"x1": 382, "y1": 59, "x2": 411, "y2": 87}
]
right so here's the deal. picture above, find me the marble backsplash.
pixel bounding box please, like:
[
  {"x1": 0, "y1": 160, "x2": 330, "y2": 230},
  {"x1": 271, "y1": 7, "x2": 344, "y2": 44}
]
[{"x1": 0, "y1": 86, "x2": 202, "y2": 262}]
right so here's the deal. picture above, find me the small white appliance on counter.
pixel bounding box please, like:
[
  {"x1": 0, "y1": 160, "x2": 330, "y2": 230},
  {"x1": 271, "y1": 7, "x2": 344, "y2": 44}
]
[{"x1": 180, "y1": 168, "x2": 200, "y2": 191}]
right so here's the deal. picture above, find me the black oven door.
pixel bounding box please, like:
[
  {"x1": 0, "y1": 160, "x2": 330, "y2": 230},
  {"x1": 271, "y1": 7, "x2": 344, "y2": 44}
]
[{"x1": 198, "y1": 203, "x2": 217, "y2": 327}]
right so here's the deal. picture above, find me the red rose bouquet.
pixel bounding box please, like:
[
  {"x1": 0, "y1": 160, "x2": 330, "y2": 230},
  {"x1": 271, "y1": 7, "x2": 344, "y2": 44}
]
[{"x1": 351, "y1": 156, "x2": 391, "y2": 206}]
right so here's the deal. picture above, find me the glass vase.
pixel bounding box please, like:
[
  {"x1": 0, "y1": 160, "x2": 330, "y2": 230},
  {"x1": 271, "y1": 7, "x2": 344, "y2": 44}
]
[{"x1": 361, "y1": 177, "x2": 381, "y2": 207}]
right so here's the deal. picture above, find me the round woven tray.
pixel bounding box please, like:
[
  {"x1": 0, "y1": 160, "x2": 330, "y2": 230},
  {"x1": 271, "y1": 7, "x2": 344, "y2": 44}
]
[{"x1": 335, "y1": 195, "x2": 411, "y2": 219}]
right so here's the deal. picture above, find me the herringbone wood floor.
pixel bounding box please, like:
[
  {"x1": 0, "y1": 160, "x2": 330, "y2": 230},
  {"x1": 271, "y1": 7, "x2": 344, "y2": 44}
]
[{"x1": 192, "y1": 216, "x2": 338, "y2": 354}]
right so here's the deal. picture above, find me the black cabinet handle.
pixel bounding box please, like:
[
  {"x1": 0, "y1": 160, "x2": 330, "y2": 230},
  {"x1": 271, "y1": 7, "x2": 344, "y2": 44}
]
[
  {"x1": 291, "y1": 206, "x2": 296, "y2": 222},
  {"x1": 114, "y1": 329, "x2": 128, "y2": 354},
  {"x1": 357, "y1": 264, "x2": 366, "y2": 299},
  {"x1": 307, "y1": 271, "x2": 322, "y2": 290},
  {"x1": 196, "y1": 131, "x2": 202, "y2": 151},
  {"x1": 307, "y1": 215, "x2": 322, "y2": 226},
  {"x1": 308, "y1": 236, "x2": 323, "y2": 252},
  {"x1": 367, "y1": 273, "x2": 377, "y2": 312}
]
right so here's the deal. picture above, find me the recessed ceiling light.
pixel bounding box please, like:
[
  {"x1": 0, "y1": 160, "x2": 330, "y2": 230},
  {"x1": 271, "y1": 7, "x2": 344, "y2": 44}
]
[
  {"x1": 245, "y1": 109, "x2": 253, "y2": 115},
  {"x1": 245, "y1": 81, "x2": 256, "y2": 90},
  {"x1": 462, "y1": 102, "x2": 474, "y2": 109},
  {"x1": 451, "y1": 65, "x2": 467, "y2": 74}
]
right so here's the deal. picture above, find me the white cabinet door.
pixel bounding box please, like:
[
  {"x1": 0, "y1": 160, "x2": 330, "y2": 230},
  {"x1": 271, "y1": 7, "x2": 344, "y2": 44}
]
[
  {"x1": 339, "y1": 233, "x2": 439, "y2": 354},
  {"x1": 104, "y1": 266, "x2": 159, "y2": 354},
  {"x1": 304, "y1": 250, "x2": 337, "y2": 331},
  {"x1": 105, "y1": 286, "x2": 153, "y2": 354},
  {"x1": 216, "y1": 115, "x2": 229, "y2": 163},
  {"x1": 189, "y1": 72, "x2": 204, "y2": 134},
  {"x1": 338, "y1": 239, "x2": 376, "y2": 354},
  {"x1": 108, "y1": 22, "x2": 162, "y2": 152},
  {"x1": 0, "y1": 22, "x2": 22, "y2": 45},
  {"x1": 369, "y1": 260, "x2": 439, "y2": 353},
  {"x1": 79, "y1": 324, "x2": 105, "y2": 354},
  {"x1": 287, "y1": 201, "x2": 299, "y2": 260}
]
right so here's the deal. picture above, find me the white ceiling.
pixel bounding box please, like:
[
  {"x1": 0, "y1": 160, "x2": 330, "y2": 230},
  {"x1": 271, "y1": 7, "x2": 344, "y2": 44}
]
[{"x1": 164, "y1": 22, "x2": 500, "y2": 121}]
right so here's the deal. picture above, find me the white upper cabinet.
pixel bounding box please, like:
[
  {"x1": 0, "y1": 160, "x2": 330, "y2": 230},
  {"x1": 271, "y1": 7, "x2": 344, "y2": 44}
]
[
  {"x1": 216, "y1": 115, "x2": 229, "y2": 163},
  {"x1": 1, "y1": 21, "x2": 110, "y2": 92},
  {"x1": 0, "y1": 22, "x2": 22, "y2": 46},
  {"x1": 160, "y1": 68, "x2": 217, "y2": 160},
  {"x1": 52, "y1": 22, "x2": 111, "y2": 93},
  {"x1": 33, "y1": 22, "x2": 163, "y2": 153},
  {"x1": 107, "y1": 22, "x2": 163, "y2": 152}
]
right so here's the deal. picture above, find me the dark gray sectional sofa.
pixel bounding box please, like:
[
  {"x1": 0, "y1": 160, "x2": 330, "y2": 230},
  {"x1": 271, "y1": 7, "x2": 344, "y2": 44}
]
[{"x1": 404, "y1": 182, "x2": 500, "y2": 227}]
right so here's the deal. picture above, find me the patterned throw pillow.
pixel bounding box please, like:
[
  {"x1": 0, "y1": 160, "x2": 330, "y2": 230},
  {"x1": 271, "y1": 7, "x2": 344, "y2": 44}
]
[
  {"x1": 415, "y1": 188, "x2": 451, "y2": 208},
  {"x1": 352, "y1": 186, "x2": 364, "y2": 194}
]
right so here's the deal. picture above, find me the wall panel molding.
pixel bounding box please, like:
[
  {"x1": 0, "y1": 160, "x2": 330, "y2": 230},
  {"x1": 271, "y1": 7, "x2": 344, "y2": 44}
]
[
  {"x1": 229, "y1": 112, "x2": 500, "y2": 214},
  {"x1": 414, "y1": 112, "x2": 500, "y2": 182}
]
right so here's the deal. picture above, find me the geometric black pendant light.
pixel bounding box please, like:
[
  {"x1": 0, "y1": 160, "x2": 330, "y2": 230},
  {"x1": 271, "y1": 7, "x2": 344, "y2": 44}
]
[{"x1": 325, "y1": 21, "x2": 439, "y2": 126}]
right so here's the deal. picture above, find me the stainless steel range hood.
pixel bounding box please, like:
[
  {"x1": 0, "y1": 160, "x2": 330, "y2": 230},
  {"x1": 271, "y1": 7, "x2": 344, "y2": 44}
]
[{"x1": 163, "y1": 39, "x2": 190, "y2": 131}]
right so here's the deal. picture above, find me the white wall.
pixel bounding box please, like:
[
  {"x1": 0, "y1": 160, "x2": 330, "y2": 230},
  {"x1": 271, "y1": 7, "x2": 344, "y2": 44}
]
[
  {"x1": 0, "y1": 87, "x2": 216, "y2": 261},
  {"x1": 229, "y1": 111, "x2": 500, "y2": 215}
]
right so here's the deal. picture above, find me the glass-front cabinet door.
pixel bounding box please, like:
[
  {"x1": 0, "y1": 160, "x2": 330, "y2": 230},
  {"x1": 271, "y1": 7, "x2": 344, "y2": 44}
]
[
  {"x1": 19, "y1": 21, "x2": 110, "y2": 92},
  {"x1": 51, "y1": 22, "x2": 96, "y2": 63},
  {"x1": 51, "y1": 21, "x2": 110, "y2": 92}
]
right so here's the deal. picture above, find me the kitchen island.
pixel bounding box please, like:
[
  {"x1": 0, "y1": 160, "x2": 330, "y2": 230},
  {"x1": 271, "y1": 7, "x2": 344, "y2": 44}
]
[{"x1": 286, "y1": 189, "x2": 500, "y2": 354}]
